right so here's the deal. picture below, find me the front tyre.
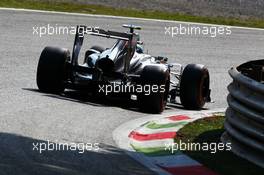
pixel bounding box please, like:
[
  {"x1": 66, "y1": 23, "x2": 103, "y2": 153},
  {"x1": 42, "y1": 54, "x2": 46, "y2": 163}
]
[
  {"x1": 180, "y1": 64, "x2": 210, "y2": 109},
  {"x1": 36, "y1": 46, "x2": 70, "y2": 94}
]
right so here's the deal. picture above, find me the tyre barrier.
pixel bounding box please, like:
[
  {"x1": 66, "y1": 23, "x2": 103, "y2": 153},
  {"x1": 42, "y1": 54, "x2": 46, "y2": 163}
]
[{"x1": 221, "y1": 60, "x2": 264, "y2": 168}]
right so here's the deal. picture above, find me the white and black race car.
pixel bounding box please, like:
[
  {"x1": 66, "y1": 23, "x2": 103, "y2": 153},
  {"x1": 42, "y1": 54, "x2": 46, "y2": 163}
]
[{"x1": 36, "y1": 24, "x2": 211, "y2": 113}]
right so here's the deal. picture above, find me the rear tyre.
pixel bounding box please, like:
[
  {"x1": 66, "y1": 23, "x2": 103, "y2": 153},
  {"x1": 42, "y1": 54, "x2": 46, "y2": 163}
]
[
  {"x1": 139, "y1": 65, "x2": 170, "y2": 113},
  {"x1": 180, "y1": 64, "x2": 210, "y2": 109},
  {"x1": 36, "y1": 46, "x2": 70, "y2": 94}
]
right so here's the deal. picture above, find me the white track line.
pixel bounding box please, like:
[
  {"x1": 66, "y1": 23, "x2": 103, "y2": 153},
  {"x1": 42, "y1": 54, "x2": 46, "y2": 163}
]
[{"x1": 1, "y1": 7, "x2": 264, "y2": 31}]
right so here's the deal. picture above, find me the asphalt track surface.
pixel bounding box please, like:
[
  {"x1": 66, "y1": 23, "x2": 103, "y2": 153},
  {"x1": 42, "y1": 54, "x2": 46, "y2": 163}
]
[{"x1": 0, "y1": 9, "x2": 264, "y2": 175}]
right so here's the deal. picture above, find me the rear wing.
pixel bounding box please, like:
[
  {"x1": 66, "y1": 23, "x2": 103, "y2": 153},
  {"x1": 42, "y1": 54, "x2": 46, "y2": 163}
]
[
  {"x1": 86, "y1": 27, "x2": 131, "y2": 41},
  {"x1": 72, "y1": 25, "x2": 137, "y2": 74}
]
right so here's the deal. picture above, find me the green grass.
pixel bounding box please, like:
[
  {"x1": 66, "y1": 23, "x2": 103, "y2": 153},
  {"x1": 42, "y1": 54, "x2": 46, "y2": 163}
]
[
  {"x1": 175, "y1": 115, "x2": 263, "y2": 175},
  {"x1": 1, "y1": 0, "x2": 264, "y2": 28}
]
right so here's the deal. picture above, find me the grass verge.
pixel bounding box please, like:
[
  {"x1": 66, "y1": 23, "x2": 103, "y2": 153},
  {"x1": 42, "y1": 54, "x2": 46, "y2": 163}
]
[
  {"x1": 174, "y1": 115, "x2": 263, "y2": 175},
  {"x1": 1, "y1": 0, "x2": 264, "y2": 28}
]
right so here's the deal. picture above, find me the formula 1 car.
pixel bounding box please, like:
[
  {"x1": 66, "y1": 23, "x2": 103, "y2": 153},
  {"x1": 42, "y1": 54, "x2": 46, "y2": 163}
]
[{"x1": 36, "y1": 24, "x2": 211, "y2": 113}]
